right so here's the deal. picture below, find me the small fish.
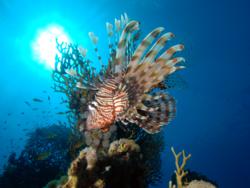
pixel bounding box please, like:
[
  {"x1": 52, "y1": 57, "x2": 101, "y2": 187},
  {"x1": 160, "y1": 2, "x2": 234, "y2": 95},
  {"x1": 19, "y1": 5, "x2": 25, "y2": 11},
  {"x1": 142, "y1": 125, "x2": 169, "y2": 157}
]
[
  {"x1": 17, "y1": 123, "x2": 21, "y2": 126},
  {"x1": 7, "y1": 113, "x2": 12, "y2": 116},
  {"x1": 32, "y1": 108, "x2": 38, "y2": 111},
  {"x1": 22, "y1": 128, "x2": 28, "y2": 131},
  {"x1": 56, "y1": 112, "x2": 65, "y2": 115},
  {"x1": 20, "y1": 112, "x2": 25, "y2": 115},
  {"x1": 33, "y1": 98, "x2": 43, "y2": 102},
  {"x1": 56, "y1": 111, "x2": 71, "y2": 115},
  {"x1": 4, "y1": 120, "x2": 7, "y2": 124},
  {"x1": 60, "y1": 100, "x2": 68, "y2": 104},
  {"x1": 24, "y1": 101, "x2": 31, "y2": 106},
  {"x1": 42, "y1": 90, "x2": 47, "y2": 93},
  {"x1": 36, "y1": 151, "x2": 51, "y2": 160},
  {"x1": 48, "y1": 96, "x2": 51, "y2": 103}
]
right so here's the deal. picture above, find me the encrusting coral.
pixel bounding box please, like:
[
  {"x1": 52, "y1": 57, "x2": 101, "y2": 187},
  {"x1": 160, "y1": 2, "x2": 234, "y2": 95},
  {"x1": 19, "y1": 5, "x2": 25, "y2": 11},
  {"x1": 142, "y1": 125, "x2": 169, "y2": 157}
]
[
  {"x1": 184, "y1": 180, "x2": 216, "y2": 188},
  {"x1": 108, "y1": 138, "x2": 140, "y2": 156}
]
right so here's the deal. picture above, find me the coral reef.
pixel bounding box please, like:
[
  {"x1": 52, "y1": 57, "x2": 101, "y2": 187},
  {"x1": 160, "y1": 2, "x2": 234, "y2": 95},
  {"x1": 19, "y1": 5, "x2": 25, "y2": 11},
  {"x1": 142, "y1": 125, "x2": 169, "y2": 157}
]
[
  {"x1": 0, "y1": 125, "x2": 73, "y2": 188},
  {"x1": 84, "y1": 125, "x2": 117, "y2": 150},
  {"x1": 0, "y1": 119, "x2": 164, "y2": 188},
  {"x1": 45, "y1": 139, "x2": 146, "y2": 188}
]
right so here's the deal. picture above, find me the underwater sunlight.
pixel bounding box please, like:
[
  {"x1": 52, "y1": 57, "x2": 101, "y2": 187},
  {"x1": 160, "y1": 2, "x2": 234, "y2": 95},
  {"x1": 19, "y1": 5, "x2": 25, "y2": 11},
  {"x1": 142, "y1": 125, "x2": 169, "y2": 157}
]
[
  {"x1": 32, "y1": 25, "x2": 70, "y2": 70},
  {"x1": 1, "y1": 0, "x2": 250, "y2": 187}
]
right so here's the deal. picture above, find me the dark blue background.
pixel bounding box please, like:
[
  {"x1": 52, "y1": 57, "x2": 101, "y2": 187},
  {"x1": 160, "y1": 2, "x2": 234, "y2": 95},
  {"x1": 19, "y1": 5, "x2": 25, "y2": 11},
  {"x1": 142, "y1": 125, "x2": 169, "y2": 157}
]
[{"x1": 0, "y1": 0, "x2": 249, "y2": 187}]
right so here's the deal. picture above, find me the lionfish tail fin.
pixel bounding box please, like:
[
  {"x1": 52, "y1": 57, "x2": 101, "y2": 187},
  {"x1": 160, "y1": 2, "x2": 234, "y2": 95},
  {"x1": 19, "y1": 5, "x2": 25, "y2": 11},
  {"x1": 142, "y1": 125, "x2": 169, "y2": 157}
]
[{"x1": 126, "y1": 93, "x2": 176, "y2": 134}]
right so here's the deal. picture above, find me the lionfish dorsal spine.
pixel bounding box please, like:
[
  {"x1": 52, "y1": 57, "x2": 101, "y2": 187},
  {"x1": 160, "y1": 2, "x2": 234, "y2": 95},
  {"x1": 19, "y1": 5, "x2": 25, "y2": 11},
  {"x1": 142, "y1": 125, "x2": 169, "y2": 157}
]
[
  {"x1": 141, "y1": 32, "x2": 174, "y2": 64},
  {"x1": 127, "y1": 27, "x2": 164, "y2": 72},
  {"x1": 114, "y1": 21, "x2": 139, "y2": 74}
]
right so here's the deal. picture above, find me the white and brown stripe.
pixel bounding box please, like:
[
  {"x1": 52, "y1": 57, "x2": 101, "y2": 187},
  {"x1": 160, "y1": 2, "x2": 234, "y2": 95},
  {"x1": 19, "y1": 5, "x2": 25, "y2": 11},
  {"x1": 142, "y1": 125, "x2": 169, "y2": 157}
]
[
  {"x1": 115, "y1": 21, "x2": 139, "y2": 73},
  {"x1": 86, "y1": 77, "x2": 129, "y2": 132}
]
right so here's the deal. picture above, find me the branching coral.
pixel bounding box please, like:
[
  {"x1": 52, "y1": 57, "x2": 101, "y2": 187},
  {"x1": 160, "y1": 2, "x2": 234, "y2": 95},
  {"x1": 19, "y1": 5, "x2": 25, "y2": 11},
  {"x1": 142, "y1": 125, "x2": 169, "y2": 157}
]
[
  {"x1": 170, "y1": 147, "x2": 191, "y2": 188},
  {"x1": 169, "y1": 148, "x2": 218, "y2": 188},
  {"x1": 52, "y1": 40, "x2": 98, "y2": 128}
]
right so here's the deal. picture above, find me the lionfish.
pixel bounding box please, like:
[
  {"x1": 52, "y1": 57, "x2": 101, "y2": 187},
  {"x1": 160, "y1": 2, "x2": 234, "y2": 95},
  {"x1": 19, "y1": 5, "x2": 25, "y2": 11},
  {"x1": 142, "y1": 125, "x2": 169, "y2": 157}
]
[{"x1": 76, "y1": 14, "x2": 185, "y2": 134}]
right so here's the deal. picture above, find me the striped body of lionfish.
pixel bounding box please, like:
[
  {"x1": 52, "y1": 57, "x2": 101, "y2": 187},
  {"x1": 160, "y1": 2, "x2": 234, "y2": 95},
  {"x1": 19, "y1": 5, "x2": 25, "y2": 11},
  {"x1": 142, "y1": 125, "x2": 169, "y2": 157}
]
[{"x1": 73, "y1": 14, "x2": 185, "y2": 134}]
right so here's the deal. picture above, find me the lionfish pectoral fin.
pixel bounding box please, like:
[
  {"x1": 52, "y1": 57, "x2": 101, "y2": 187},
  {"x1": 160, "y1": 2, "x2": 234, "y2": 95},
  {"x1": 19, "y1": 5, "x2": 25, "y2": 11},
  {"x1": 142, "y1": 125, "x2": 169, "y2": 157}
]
[
  {"x1": 125, "y1": 93, "x2": 176, "y2": 134},
  {"x1": 122, "y1": 26, "x2": 185, "y2": 109}
]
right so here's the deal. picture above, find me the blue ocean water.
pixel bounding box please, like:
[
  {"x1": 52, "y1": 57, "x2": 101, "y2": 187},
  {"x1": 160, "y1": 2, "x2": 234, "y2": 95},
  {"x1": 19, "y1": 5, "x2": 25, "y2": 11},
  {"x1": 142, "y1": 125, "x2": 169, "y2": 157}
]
[{"x1": 0, "y1": 0, "x2": 249, "y2": 187}]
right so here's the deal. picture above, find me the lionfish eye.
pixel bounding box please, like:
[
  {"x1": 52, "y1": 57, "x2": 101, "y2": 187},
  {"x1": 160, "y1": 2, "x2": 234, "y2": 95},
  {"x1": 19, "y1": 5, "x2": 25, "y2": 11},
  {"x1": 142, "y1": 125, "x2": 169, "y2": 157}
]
[
  {"x1": 91, "y1": 101, "x2": 98, "y2": 107},
  {"x1": 88, "y1": 104, "x2": 95, "y2": 111}
]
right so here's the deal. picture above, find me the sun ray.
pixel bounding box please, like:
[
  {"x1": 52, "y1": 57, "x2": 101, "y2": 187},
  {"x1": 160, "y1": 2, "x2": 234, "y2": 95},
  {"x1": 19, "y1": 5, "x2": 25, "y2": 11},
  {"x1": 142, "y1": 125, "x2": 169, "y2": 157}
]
[{"x1": 32, "y1": 25, "x2": 70, "y2": 69}]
